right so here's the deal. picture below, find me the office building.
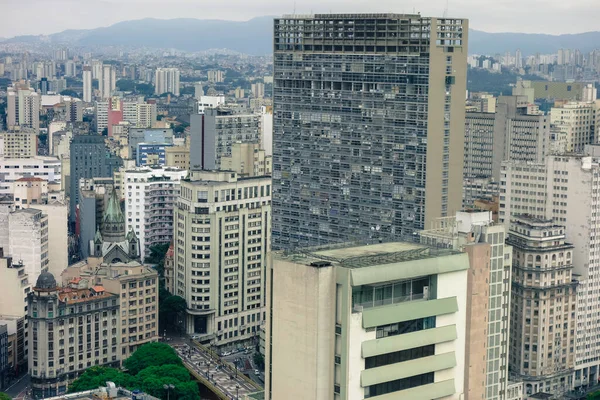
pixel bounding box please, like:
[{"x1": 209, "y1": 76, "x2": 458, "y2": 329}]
[
  {"x1": 7, "y1": 86, "x2": 40, "y2": 134},
  {"x1": 65, "y1": 60, "x2": 76, "y2": 78},
  {"x1": 499, "y1": 154, "x2": 600, "y2": 390},
  {"x1": 507, "y1": 216, "x2": 576, "y2": 397},
  {"x1": 0, "y1": 323, "x2": 7, "y2": 390},
  {"x1": 124, "y1": 166, "x2": 187, "y2": 260},
  {"x1": 197, "y1": 95, "x2": 225, "y2": 113},
  {"x1": 221, "y1": 142, "x2": 272, "y2": 177},
  {"x1": 28, "y1": 272, "x2": 120, "y2": 398},
  {"x1": 266, "y1": 242, "x2": 479, "y2": 400},
  {"x1": 190, "y1": 109, "x2": 262, "y2": 170},
  {"x1": 420, "y1": 211, "x2": 513, "y2": 400},
  {"x1": 121, "y1": 99, "x2": 157, "y2": 130},
  {"x1": 155, "y1": 68, "x2": 180, "y2": 96},
  {"x1": 550, "y1": 101, "x2": 600, "y2": 153},
  {"x1": 0, "y1": 156, "x2": 61, "y2": 195},
  {"x1": 83, "y1": 66, "x2": 92, "y2": 102},
  {"x1": 173, "y1": 170, "x2": 271, "y2": 347},
  {"x1": 77, "y1": 177, "x2": 115, "y2": 260},
  {"x1": 69, "y1": 135, "x2": 122, "y2": 224},
  {"x1": 0, "y1": 129, "x2": 37, "y2": 158},
  {"x1": 271, "y1": 14, "x2": 468, "y2": 249},
  {"x1": 8, "y1": 208, "x2": 49, "y2": 281},
  {"x1": 128, "y1": 128, "x2": 173, "y2": 161},
  {"x1": 62, "y1": 259, "x2": 159, "y2": 360},
  {"x1": 582, "y1": 84, "x2": 597, "y2": 102},
  {"x1": 513, "y1": 80, "x2": 585, "y2": 103},
  {"x1": 107, "y1": 97, "x2": 123, "y2": 137}
]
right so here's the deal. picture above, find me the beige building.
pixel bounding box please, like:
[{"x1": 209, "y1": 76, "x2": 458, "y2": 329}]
[
  {"x1": 513, "y1": 80, "x2": 585, "y2": 102},
  {"x1": 266, "y1": 242, "x2": 477, "y2": 400},
  {"x1": 0, "y1": 129, "x2": 37, "y2": 158},
  {"x1": 420, "y1": 211, "x2": 513, "y2": 400},
  {"x1": 508, "y1": 216, "x2": 576, "y2": 396},
  {"x1": 62, "y1": 258, "x2": 159, "y2": 359},
  {"x1": 28, "y1": 272, "x2": 120, "y2": 398},
  {"x1": 220, "y1": 142, "x2": 272, "y2": 177},
  {"x1": 165, "y1": 145, "x2": 190, "y2": 170},
  {"x1": 550, "y1": 101, "x2": 600, "y2": 153},
  {"x1": 174, "y1": 170, "x2": 270, "y2": 349}
]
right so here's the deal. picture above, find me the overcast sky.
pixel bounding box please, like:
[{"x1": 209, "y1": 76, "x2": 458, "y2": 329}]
[{"x1": 0, "y1": 0, "x2": 596, "y2": 37}]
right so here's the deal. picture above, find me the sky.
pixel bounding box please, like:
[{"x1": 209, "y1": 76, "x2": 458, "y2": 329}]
[{"x1": 0, "y1": 0, "x2": 597, "y2": 37}]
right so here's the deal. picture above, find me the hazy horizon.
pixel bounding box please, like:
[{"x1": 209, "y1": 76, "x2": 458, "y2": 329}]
[{"x1": 0, "y1": 0, "x2": 597, "y2": 38}]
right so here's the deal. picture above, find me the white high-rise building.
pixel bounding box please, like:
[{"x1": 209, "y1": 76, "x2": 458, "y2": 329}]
[
  {"x1": 64, "y1": 60, "x2": 76, "y2": 77},
  {"x1": 155, "y1": 68, "x2": 180, "y2": 96},
  {"x1": 100, "y1": 64, "x2": 116, "y2": 99},
  {"x1": 83, "y1": 65, "x2": 92, "y2": 102},
  {"x1": 173, "y1": 170, "x2": 271, "y2": 348},
  {"x1": 550, "y1": 101, "x2": 600, "y2": 153},
  {"x1": 0, "y1": 156, "x2": 62, "y2": 195},
  {"x1": 500, "y1": 154, "x2": 600, "y2": 391},
  {"x1": 91, "y1": 60, "x2": 103, "y2": 80},
  {"x1": 8, "y1": 208, "x2": 49, "y2": 282},
  {"x1": 95, "y1": 101, "x2": 109, "y2": 134},
  {"x1": 124, "y1": 166, "x2": 187, "y2": 260}
]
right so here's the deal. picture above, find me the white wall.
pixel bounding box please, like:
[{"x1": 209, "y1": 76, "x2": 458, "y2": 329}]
[{"x1": 347, "y1": 312, "x2": 375, "y2": 400}]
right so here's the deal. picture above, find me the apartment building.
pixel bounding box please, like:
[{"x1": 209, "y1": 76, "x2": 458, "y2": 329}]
[
  {"x1": 420, "y1": 211, "x2": 513, "y2": 400},
  {"x1": 271, "y1": 14, "x2": 468, "y2": 249},
  {"x1": 266, "y1": 242, "x2": 479, "y2": 400},
  {"x1": 124, "y1": 166, "x2": 187, "y2": 260},
  {"x1": 507, "y1": 216, "x2": 576, "y2": 397},
  {"x1": 165, "y1": 145, "x2": 190, "y2": 170},
  {"x1": 28, "y1": 272, "x2": 120, "y2": 398},
  {"x1": 500, "y1": 154, "x2": 600, "y2": 390},
  {"x1": 174, "y1": 170, "x2": 270, "y2": 348},
  {"x1": 190, "y1": 109, "x2": 262, "y2": 170},
  {"x1": 9, "y1": 208, "x2": 49, "y2": 282},
  {"x1": 155, "y1": 68, "x2": 180, "y2": 96}
]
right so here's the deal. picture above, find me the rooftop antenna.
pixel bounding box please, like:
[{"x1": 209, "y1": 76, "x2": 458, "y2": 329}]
[
  {"x1": 293, "y1": 1, "x2": 296, "y2": 15},
  {"x1": 443, "y1": 0, "x2": 449, "y2": 17}
]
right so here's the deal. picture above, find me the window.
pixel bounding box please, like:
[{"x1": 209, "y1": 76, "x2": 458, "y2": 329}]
[
  {"x1": 365, "y1": 373, "x2": 434, "y2": 398},
  {"x1": 365, "y1": 345, "x2": 434, "y2": 369}
]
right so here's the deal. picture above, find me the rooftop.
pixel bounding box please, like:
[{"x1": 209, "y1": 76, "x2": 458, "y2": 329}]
[{"x1": 277, "y1": 241, "x2": 461, "y2": 269}]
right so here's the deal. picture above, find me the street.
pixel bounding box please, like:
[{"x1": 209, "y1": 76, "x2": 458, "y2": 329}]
[
  {"x1": 5, "y1": 374, "x2": 30, "y2": 400},
  {"x1": 173, "y1": 343, "x2": 260, "y2": 399}
]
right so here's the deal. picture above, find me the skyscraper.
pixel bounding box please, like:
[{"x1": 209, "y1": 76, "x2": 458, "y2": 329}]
[
  {"x1": 7, "y1": 86, "x2": 40, "y2": 134},
  {"x1": 271, "y1": 14, "x2": 468, "y2": 250},
  {"x1": 83, "y1": 65, "x2": 92, "y2": 102},
  {"x1": 155, "y1": 68, "x2": 180, "y2": 96},
  {"x1": 100, "y1": 64, "x2": 116, "y2": 99}
]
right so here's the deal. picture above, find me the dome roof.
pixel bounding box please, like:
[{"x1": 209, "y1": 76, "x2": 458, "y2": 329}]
[{"x1": 36, "y1": 271, "x2": 57, "y2": 290}]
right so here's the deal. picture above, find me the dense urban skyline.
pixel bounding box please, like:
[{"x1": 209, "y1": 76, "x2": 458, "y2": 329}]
[{"x1": 0, "y1": 0, "x2": 598, "y2": 37}]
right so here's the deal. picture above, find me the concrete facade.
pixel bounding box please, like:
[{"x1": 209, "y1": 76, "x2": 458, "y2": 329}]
[
  {"x1": 271, "y1": 14, "x2": 468, "y2": 249},
  {"x1": 8, "y1": 208, "x2": 49, "y2": 282},
  {"x1": 0, "y1": 156, "x2": 61, "y2": 195},
  {"x1": 266, "y1": 242, "x2": 476, "y2": 400}
]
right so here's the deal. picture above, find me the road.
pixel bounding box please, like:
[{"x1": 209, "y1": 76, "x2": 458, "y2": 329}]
[
  {"x1": 5, "y1": 374, "x2": 30, "y2": 400},
  {"x1": 173, "y1": 343, "x2": 260, "y2": 399},
  {"x1": 221, "y1": 353, "x2": 263, "y2": 386}
]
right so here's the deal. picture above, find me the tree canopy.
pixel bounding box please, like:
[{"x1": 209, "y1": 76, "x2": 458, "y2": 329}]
[
  {"x1": 0, "y1": 392, "x2": 11, "y2": 400},
  {"x1": 60, "y1": 89, "x2": 79, "y2": 97},
  {"x1": 70, "y1": 343, "x2": 198, "y2": 399},
  {"x1": 124, "y1": 342, "x2": 182, "y2": 375}
]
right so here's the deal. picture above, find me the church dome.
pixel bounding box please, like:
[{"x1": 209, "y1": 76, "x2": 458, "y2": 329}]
[{"x1": 36, "y1": 271, "x2": 57, "y2": 290}]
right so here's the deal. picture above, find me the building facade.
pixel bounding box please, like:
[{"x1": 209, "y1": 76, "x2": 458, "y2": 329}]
[
  {"x1": 124, "y1": 166, "x2": 187, "y2": 260},
  {"x1": 28, "y1": 272, "x2": 120, "y2": 398},
  {"x1": 507, "y1": 216, "x2": 576, "y2": 397},
  {"x1": 271, "y1": 14, "x2": 468, "y2": 249},
  {"x1": 173, "y1": 170, "x2": 270, "y2": 348},
  {"x1": 190, "y1": 109, "x2": 262, "y2": 170},
  {"x1": 266, "y1": 242, "x2": 477, "y2": 400},
  {"x1": 9, "y1": 208, "x2": 49, "y2": 282},
  {"x1": 155, "y1": 68, "x2": 180, "y2": 96},
  {"x1": 0, "y1": 156, "x2": 61, "y2": 195},
  {"x1": 0, "y1": 130, "x2": 37, "y2": 158}
]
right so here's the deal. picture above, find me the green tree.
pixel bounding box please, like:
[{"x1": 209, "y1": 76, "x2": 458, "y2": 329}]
[
  {"x1": 0, "y1": 392, "x2": 11, "y2": 400},
  {"x1": 180, "y1": 86, "x2": 195, "y2": 95},
  {"x1": 69, "y1": 367, "x2": 135, "y2": 393},
  {"x1": 60, "y1": 89, "x2": 79, "y2": 97},
  {"x1": 145, "y1": 242, "x2": 170, "y2": 275},
  {"x1": 137, "y1": 364, "x2": 190, "y2": 383},
  {"x1": 116, "y1": 79, "x2": 135, "y2": 92},
  {"x1": 253, "y1": 352, "x2": 265, "y2": 369},
  {"x1": 124, "y1": 342, "x2": 182, "y2": 375},
  {"x1": 136, "y1": 83, "x2": 155, "y2": 97}
]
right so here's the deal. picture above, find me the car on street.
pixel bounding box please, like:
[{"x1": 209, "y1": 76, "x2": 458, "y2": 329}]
[{"x1": 254, "y1": 369, "x2": 260, "y2": 375}]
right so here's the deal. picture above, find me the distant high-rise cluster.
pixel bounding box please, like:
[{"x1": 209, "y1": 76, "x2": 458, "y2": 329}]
[{"x1": 155, "y1": 67, "x2": 180, "y2": 96}]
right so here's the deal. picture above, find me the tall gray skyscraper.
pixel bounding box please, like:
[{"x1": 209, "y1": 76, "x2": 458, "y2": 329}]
[{"x1": 271, "y1": 14, "x2": 468, "y2": 250}]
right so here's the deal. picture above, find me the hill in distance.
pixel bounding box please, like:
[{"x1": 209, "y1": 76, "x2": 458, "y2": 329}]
[{"x1": 4, "y1": 17, "x2": 600, "y2": 56}]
